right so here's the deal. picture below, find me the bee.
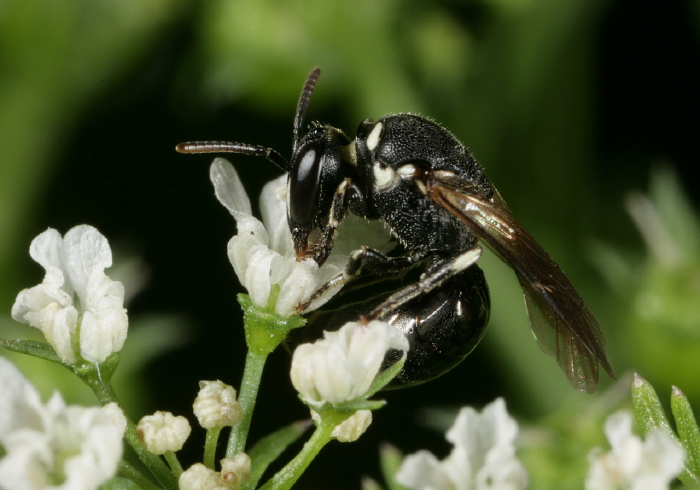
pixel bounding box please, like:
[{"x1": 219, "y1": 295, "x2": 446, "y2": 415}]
[{"x1": 177, "y1": 68, "x2": 615, "y2": 391}]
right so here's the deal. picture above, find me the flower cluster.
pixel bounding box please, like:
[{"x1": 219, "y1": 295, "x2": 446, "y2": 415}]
[
  {"x1": 0, "y1": 357, "x2": 126, "y2": 489},
  {"x1": 290, "y1": 319, "x2": 409, "y2": 408},
  {"x1": 396, "y1": 398, "x2": 528, "y2": 490},
  {"x1": 586, "y1": 410, "x2": 685, "y2": 489},
  {"x1": 11, "y1": 225, "x2": 128, "y2": 364},
  {"x1": 211, "y1": 158, "x2": 347, "y2": 316},
  {"x1": 211, "y1": 158, "x2": 392, "y2": 316}
]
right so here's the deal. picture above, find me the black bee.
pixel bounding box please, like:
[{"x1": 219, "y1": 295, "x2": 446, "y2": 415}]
[{"x1": 177, "y1": 68, "x2": 615, "y2": 392}]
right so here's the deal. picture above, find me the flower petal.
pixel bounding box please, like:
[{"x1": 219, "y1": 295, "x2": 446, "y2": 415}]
[
  {"x1": 62, "y1": 225, "x2": 113, "y2": 301},
  {"x1": 243, "y1": 245, "x2": 279, "y2": 308},
  {"x1": 259, "y1": 173, "x2": 293, "y2": 255},
  {"x1": 275, "y1": 259, "x2": 320, "y2": 317},
  {"x1": 397, "y1": 451, "x2": 453, "y2": 490},
  {"x1": 290, "y1": 320, "x2": 408, "y2": 407},
  {"x1": 29, "y1": 228, "x2": 72, "y2": 290},
  {"x1": 211, "y1": 158, "x2": 253, "y2": 220},
  {"x1": 0, "y1": 357, "x2": 44, "y2": 438}
]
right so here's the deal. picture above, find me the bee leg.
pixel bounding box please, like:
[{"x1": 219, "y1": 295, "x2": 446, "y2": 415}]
[
  {"x1": 296, "y1": 247, "x2": 424, "y2": 313},
  {"x1": 367, "y1": 246, "x2": 483, "y2": 319}
]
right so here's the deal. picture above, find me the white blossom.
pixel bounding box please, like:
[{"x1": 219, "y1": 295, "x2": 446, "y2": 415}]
[
  {"x1": 136, "y1": 411, "x2": 191, "y2": 455},
  {"x1": 290, "y1": 320, "x2": 408, "y2": 408},
  {"x1": 179, "y1": 463, "x2": 227, "y2": 490},
  {"x1": 193, "y1": 380, "x2": 242, "y2": 429},
  {"x1": 11, "y1": 225, "x2": 128, "y2": 364},
  {"x1": 397, "y1": 398, "x2": 528, "y2": 490},
  {"x1": 0, "y1": 357, "x2": 126, "y2": 490},
  {"x1": 220, "y1": 453, "x2": 251, "y2": 489},
  {"x1": 585, "y1": 411, "x2": 685, "y2": 490},
  {"x1": 210, "y1": 158, "x2": 390, "y2": 317},
  {"x1": 311, "y1": 409, "x2": 373, "y2": 442}
]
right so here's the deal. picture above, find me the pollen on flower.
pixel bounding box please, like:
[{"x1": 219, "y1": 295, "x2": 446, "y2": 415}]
[
  {"x1": 136, "y1": 411, "x2": 192, "y2": 455},
  {"x1": 193, "y1": 380, "x2": 243, "y2": 429}
]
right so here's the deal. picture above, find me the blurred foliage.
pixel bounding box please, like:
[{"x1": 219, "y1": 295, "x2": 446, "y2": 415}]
[
  {"x1": 1, "y1": 0, "x2": 699, "y2": 488},
  {"x1": 631, "y1": 375, "x2": 700, "y2": 486},
  {"x1": 595, "y1": 167, "x2": 700, "y2": 403}
]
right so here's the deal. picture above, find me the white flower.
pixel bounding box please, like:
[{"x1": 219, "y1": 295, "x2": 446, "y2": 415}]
[
  {"x1": 396, "y1": 398, "x2": 528, "y2": 490},
  {"x1": 0, "y1": 357, "x2": 126, "y2": 490},
  {"x1": 179, "y1": 463, "x2": 227, "y2": 490},
  {"x1": 220, "y1": 453, "x2": 252, "y2": 489},
  {"x1": 210, "y1": 158, "x2": 390, "y2": 317},
  {"x1": 136, "y1": 411, "x2": 191, "y2": 455},
  {"x1": 193, "y1": 380, "x2": 242, "y2": 429},
  {"x1": 11, "y1": 225, "x2": 128, "y2": 364},
  {"x1": 290, "y1": 319, "x2": 409, "y2": 408},
  {"x1": 311, "y1": 409, "x2": 373, "y2": 442},
  {"x1": 585, "y1": 411, "x2": 685, "y2": 490}
]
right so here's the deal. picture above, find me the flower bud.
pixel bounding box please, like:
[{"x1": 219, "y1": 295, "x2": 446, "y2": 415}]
[
  {"x1": 179, "y1": 463, "x2": 226, "y2": 490},
  {"x1": 220, "y1": 453, "x2": 252, "y2": 489},
  {"x1": 136, "y1": 411, "x2": 191, "y2": 455},
  {"x1": 193, "y1": 380, "x2": 243, "y2": 429}
]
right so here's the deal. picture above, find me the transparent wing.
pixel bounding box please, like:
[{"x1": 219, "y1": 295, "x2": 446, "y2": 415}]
[{"x1": 427, "y1": 172, "x2": 615, "y2": 392}]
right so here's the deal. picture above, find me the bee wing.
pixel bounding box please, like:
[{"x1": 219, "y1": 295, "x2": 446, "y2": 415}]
[{"x1": 427, "y1": 172, "x2": 615, "y2": 392}]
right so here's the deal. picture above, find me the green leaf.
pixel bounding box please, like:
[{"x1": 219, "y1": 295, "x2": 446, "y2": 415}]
[
  {"x1": 631, "y1": 373, "x2": 678, "y2": 443},
  {"x1": 245, "y1": 420, "x2": 312, "y2": 489},
  {"x1": 671, "y1": 386, "x2": 700, "y2": 485},
  {"x1": 0, "y1": 339, "x2": 62, "y2": 364}
]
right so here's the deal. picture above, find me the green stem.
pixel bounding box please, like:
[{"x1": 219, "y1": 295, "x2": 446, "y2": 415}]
[
  {"x1": 74, "y1": 365, "x2": 178, "y2": 490},
  {"x1": 227, "y1": 349, "x2": 268, "y2": 457},
  {"x1": 118, "y1": 460, "x2": 161, "y2": 490},
  {"x1": 225, "y1": 295, "x2": 305, "y2": 458},
  {"x1": 258, "y1": 420, "x2": 336, "y2": 490},
  {"x1": 203, "y1": 427, "x2": 222, "y2": 469},
  {"x1": 164, "y1": 450, "x2": 184, "y2": 477}
]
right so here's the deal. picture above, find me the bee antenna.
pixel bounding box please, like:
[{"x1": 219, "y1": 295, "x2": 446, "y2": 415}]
[{"x1": 293, "y1": 67, "x2": 321, "y2": 153}]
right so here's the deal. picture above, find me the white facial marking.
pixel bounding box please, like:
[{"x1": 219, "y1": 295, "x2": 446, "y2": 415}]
[
  {"x1": 366, "y1": 122, "x2": 384, "y2": 152},
  {"x1": 373, "y1": 164, "x2": 397, "y2": 189},
  {"x1": 398, "y1": 164, "x2": 416, "y2": 178}
]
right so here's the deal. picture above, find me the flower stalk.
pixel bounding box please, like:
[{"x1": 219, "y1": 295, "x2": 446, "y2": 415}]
[
  {"x1": 227, "y1": 295, "x2": 305, "y2": 458},
  {"x1": 258, "y1": 409, "x2": 353, "y2": 490}
]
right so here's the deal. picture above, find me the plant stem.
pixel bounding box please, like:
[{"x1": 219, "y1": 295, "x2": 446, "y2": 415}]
[
  {"x1": 227, "y1": 348, "x2": 268, "y2": 457},
  {"x1": 75, "y1": 363, "x2": 178, "y2": 490},
  {"x1": 203, "y1": 427, "x2": 222, "y2": 469},
  {"x1": 164, "y1": 450, "x2": 184, "y2": 477},
  {"x1": 258, "y1": 419, "x2": 337, "y2": 490},
  {"x1": 118, "y1": 460, "x2": 161, "y2": 490}
]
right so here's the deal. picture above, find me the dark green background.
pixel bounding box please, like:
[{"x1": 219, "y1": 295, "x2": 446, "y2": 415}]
[{"x1": 1, "y1": 0, "x2": 699, "y2": 488}]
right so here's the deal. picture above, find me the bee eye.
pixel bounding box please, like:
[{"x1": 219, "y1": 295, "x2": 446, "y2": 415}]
[{"x1": 289, "y1": 145, "x2": 323, "y2": 225}]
